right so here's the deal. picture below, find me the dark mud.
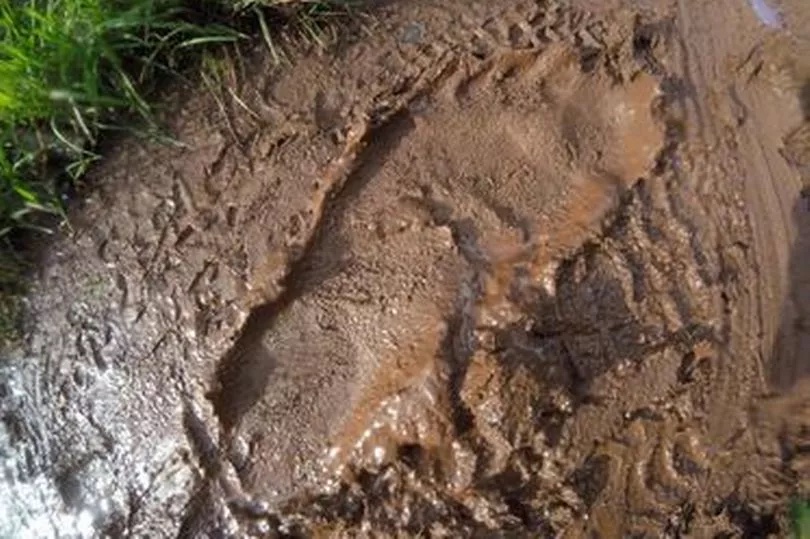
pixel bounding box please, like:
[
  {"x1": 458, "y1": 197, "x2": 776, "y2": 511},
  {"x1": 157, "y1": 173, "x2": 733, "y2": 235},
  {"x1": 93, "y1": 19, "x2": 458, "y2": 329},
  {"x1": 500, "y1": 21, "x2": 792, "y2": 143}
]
[{"x1": 1, "y1": 0, "x2": 810, "y2": 537}]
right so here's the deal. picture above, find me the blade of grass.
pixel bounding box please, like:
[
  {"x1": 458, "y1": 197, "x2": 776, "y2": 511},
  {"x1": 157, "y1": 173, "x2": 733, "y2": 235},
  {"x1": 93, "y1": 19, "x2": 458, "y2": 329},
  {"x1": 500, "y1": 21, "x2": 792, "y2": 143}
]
[{"x1": 254, "y1": 6, "x2": 284, "y2": 66}]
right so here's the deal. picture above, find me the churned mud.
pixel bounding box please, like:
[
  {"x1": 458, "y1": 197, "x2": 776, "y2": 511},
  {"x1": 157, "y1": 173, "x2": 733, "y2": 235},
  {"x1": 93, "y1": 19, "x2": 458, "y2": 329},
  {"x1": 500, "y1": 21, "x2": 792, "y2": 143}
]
[{"x1": 2, "y1": 0, "x2": 810, "y2": 537}]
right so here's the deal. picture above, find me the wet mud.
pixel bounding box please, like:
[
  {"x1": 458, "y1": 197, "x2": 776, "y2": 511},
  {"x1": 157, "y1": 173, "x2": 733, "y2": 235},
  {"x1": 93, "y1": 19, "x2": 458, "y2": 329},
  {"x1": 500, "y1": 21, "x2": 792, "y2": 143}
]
[{"x1": 1, "y1": 0, "x2": 810, "y2": 537}]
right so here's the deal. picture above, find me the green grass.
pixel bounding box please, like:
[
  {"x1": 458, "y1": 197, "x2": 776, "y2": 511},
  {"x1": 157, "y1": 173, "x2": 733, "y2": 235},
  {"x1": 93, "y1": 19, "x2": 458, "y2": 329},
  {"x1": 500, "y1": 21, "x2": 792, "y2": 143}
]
[
  {"x1": 793, "y1": 499, "x2": 810, "y2": 539},
  {"x1": 0, "y1": 0, "x2": 242, "y2": 239}
]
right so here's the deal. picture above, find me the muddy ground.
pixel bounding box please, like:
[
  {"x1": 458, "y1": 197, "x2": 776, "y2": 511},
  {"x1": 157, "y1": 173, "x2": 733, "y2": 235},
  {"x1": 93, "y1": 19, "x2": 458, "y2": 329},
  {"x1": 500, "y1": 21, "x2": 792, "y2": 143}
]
[{"x1": 1, "y1": 0, "x2": 810, "y2": 536}]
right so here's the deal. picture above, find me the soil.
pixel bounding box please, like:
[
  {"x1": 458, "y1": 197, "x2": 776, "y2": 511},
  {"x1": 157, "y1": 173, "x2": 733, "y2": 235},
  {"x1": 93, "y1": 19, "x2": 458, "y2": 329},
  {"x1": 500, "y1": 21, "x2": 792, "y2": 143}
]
[{"x1": 1, "y1": 0, "x2": 810, "y2": 537}]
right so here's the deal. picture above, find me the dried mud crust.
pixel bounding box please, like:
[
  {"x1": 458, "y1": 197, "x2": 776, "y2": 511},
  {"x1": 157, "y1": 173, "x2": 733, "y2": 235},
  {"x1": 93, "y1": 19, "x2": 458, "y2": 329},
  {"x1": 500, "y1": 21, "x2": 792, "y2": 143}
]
[{"x1": 1, "y1": 0, "x2": 810, "y2": 537}]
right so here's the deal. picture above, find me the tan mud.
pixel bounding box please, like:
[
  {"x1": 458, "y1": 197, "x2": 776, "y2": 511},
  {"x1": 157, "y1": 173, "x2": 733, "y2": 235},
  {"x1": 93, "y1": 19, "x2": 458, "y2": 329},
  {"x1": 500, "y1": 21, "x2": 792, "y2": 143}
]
[{"x1": 1, "y1": 0, "x2": 809, "y2": 537}]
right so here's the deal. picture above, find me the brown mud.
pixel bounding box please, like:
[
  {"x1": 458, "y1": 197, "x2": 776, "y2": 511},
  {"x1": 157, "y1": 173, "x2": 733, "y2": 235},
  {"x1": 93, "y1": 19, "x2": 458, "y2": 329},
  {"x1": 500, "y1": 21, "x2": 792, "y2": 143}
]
[{"x1": 1, "y1": 0, "x2": 810, "y2": 537}]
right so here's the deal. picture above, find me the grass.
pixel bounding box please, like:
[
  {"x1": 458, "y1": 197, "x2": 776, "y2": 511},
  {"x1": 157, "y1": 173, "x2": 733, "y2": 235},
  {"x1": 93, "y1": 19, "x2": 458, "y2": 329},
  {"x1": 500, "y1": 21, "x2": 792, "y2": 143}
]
[
  {"x1": 0, "y1": 0, "x2": 353, "y2": 347},
  {"x1": 793, "y1": 499, "x2": 810, "y2": 539},
  {"x1": 0, "y1": 0, "x2": 242, "y2": 239}
]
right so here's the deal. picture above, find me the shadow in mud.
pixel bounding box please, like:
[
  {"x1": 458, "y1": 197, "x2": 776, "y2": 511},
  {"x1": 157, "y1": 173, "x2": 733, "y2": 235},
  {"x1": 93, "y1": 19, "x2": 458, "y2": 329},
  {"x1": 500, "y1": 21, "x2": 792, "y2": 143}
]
[
  {"x1": 769, "y1": 187, "x2": 810, "y2": 389},
  {"x1": 209, "y1": 111, "x2": 417, "y2": 432},
  {"x1": 755, "y1": 85, "x2": 810, "y2": 537},
  {"x1": 496, "y1": 185, "x2": 715, "y2": 445},
  {"x1": 770, "y1": 83, "x2": 810, "y2": 389}
]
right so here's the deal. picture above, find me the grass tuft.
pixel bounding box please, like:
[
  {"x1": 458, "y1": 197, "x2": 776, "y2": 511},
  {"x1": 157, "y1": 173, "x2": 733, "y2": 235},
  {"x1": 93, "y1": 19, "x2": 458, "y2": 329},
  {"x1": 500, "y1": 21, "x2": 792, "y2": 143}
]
[{"x1": 0, "y1": 0, "x2": 241, "y2": 238}]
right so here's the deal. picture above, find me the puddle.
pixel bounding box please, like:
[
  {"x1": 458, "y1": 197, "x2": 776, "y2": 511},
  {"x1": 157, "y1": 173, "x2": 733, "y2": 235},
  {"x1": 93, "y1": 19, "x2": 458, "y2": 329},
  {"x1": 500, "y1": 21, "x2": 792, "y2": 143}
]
[{"x1": 749, "y1": 0, "x2": 783, "y2": 28}]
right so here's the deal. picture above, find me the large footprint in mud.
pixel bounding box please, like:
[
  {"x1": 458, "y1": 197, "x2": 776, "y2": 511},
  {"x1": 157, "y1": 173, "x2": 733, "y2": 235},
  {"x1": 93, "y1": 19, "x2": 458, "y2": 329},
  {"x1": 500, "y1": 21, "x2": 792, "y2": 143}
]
[
  {"x1": 211, "y1": 43, "x2": 665, "y2": 506},
  {"x1": 4, "y1": 0, "x2": 810, "y2": 536}
]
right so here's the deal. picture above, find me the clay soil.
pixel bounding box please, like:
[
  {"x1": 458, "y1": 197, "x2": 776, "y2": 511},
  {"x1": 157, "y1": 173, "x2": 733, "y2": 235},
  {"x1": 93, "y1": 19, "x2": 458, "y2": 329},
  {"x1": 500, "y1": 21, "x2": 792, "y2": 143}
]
[{"x1": 1, "y1": 0, "x2": 810, "y2": 537}]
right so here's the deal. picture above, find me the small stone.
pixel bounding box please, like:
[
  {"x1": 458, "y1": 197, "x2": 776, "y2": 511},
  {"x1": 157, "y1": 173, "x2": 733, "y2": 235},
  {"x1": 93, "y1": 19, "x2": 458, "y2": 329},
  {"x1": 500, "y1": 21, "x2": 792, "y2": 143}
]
[{"x1": 401, "y1": 22, "x2": 425, "y2": 45}]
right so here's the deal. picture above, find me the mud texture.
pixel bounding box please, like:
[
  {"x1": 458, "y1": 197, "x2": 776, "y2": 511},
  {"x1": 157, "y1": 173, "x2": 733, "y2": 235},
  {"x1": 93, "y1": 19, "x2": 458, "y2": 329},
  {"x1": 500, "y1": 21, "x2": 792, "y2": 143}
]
[{"x1": 1, "y1": 0, "x2": 810, "y2": 537}]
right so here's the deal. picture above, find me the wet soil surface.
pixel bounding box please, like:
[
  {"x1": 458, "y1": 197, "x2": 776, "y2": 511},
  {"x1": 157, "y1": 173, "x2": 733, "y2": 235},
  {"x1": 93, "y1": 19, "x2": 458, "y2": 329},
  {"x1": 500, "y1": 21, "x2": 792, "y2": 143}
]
[{"x1": 2, "y1": 0, "x2": 810, "y2": 536}]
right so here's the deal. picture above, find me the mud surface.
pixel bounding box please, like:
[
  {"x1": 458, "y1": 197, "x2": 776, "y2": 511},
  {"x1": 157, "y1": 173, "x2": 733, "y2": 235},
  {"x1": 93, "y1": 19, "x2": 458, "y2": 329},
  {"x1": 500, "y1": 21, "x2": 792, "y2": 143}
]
[{"x1": 2, "y1": 0, "x2": 810, "y2": 536}]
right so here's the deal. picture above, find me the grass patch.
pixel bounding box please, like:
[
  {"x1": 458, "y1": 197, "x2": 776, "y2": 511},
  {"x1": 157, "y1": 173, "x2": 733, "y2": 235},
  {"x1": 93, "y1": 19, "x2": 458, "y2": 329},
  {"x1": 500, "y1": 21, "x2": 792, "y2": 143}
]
[
  {"x1": 793, "y1": 499, "x2": 810, "y2": 539},
  {"x1": 0, "y1": 0, "x2": 242, "y2": 238}
]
